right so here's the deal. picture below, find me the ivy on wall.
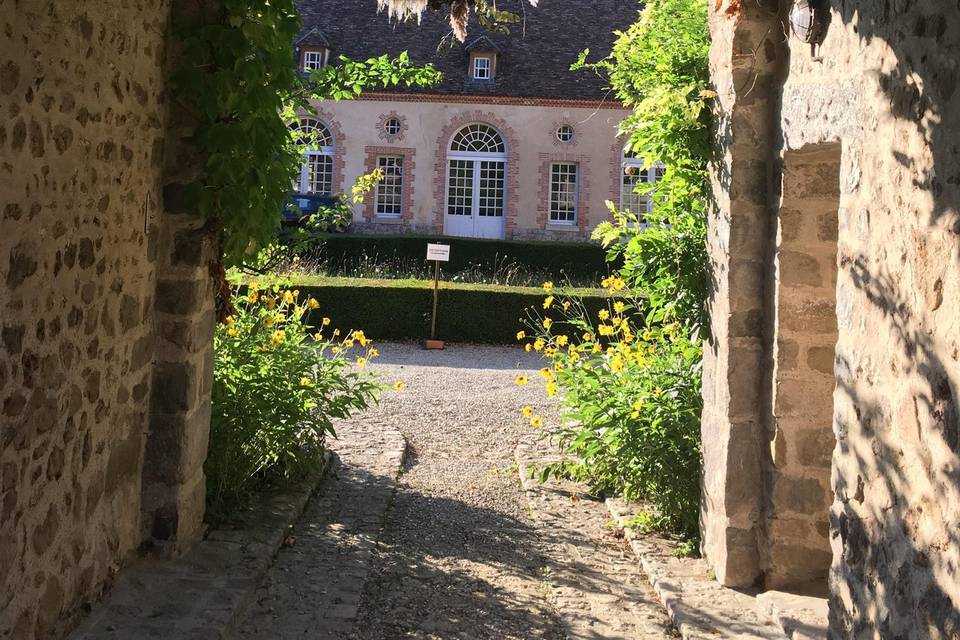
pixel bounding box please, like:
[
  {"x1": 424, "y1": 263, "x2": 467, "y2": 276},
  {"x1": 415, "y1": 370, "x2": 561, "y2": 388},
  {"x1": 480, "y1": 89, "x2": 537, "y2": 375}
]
[{"x1": 170, "y1": 0, "x2": 441, "y2": 267}]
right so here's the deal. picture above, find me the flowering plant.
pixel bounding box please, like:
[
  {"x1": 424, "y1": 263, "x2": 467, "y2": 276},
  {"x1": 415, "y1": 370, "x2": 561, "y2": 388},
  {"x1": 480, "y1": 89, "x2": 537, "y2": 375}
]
[
  {"x1": 207, "y1": 284, "x2": 381, "y2": 521},
  {"x1": 519, "y1": 279, "x2": 702, "y2": 537}
]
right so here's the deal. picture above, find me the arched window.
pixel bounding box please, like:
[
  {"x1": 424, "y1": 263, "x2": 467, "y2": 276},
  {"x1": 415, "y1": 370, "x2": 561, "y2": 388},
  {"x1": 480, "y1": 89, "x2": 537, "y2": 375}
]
[
  {"x1": 620, "y1": 146, "x2": 664, "y2": 216},
  {"x1": 291, "y1": 118, "x2": 334, "y2": 195},
  {"x1": 446, "y1": 124, "x2": 507, "y2": 239}
]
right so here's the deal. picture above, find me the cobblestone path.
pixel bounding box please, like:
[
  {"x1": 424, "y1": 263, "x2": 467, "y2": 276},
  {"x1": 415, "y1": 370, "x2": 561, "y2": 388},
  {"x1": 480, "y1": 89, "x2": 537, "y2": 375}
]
[{"x1": 233, "y1": 343, "x2": 673, "y2": 639}]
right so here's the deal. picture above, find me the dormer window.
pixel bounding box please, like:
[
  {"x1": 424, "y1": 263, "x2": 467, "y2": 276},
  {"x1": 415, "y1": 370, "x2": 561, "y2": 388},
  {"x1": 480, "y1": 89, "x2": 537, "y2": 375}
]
[
  {"x1": 301, "y1": 48, "x2": 329, "y2": 72},
  {"x1": 464, "y1": 35, "x2": 500, "y2": 83},
  {"x1": 473, "y1": 56, "x2": 491, "y2": 80},
  {"x1": 295, "y1": 27, "x2": 333, "y2": 74}
]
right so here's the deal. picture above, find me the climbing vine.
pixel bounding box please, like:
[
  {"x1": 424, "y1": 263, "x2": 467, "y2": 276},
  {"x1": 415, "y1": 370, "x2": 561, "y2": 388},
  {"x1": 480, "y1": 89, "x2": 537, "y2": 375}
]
[
  {"x1": 170, "y1": 0, "x2": 441, "y2": 267},
  {"x1": 524, "y1": 0, "x2": 711, "y2": 538}
]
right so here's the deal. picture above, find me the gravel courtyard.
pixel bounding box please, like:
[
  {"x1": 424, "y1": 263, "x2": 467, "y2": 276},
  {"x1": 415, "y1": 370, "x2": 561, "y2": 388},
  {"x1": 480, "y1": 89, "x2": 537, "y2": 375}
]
[{"x1": 233, "y1": 342, "x2": 672, "y2": 639}]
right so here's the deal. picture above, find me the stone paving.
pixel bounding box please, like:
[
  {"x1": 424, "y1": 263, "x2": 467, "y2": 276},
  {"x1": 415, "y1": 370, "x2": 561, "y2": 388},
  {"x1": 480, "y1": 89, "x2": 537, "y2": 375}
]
[
  {"x1": 232, "y1": 423, "x2": 406, "y2": 639},
  {"x1": 231, "y1": 342, "x2": 677, "y2": 639},
  {"x1": 516, "y1": 437, "x2": 677, "y2": 639}
]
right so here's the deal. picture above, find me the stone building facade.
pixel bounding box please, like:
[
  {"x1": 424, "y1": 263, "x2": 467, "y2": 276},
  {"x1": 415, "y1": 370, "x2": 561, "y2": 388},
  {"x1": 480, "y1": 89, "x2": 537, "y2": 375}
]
[
  {"x1": 703, "y1": 0, "x2": 960, "y2": 635},
  {"x1": 293, "y1": 0, "x2": 638, "y2": 242},
  {"x1": 0, "y1": 1, "x2": 215, "y2": 637}
]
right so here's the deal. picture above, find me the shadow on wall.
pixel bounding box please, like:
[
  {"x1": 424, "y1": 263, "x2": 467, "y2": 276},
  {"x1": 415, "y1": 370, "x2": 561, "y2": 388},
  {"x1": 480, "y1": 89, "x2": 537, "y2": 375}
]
[
  {"x1": 832, "y1": 261, "x2": 960, "y2": 636},
  {"x1": 841, "y1": 1, "x2": 960, "y2": 234},
  {"x1": 823, "y1": 1, "x2": 960, "y2": 636}
]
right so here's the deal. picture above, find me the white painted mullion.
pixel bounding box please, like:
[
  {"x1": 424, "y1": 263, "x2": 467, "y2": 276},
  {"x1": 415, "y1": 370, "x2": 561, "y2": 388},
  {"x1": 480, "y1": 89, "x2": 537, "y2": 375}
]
[{"x1": 471, "y1": 160, "x2": 481, "y2": 234}]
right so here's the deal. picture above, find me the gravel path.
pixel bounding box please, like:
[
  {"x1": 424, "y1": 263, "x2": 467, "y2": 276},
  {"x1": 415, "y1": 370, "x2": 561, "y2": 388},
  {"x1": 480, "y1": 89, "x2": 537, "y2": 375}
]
[
  {"x1": 350, "y1": 342, "x2": 565, "y2": 640},
  {"x1": 233, "y1": 341, "x2": 673, "y2": 639}
]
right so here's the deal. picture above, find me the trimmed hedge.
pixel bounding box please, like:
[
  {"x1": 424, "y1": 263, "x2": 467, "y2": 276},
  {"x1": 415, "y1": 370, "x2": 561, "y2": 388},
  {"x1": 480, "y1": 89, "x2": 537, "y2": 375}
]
[
  {"x1": 296, "y1": 281, "x2": 613, "y2": 345},
  {"x1": 296, "y1": 233, "x2": 620, "y2": 283}
]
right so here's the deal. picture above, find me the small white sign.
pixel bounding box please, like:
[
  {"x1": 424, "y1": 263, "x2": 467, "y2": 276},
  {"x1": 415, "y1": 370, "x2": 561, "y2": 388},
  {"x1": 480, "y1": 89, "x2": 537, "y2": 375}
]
[{"x1": 426, "y1": 243, "x2": 451, "y2": 262}]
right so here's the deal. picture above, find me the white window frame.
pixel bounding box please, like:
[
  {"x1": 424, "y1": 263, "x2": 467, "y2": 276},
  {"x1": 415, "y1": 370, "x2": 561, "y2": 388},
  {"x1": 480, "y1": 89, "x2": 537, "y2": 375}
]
[
  {"x1": 374, "y1": 156, "x2": 404, "y2": 218},
  {"x1": 445, "y1": 124, "x2": 508, "y2": 224},
  {"x1": 292, "y1": 119, "x2": 335, "y2": 195},
  {"x1": 548, "y1": 162, "x2": 579, "y2": 225},
  {"x1": 473, "y1": 56, "x2": 491, "y2": 80},
  {"x1": 384, "y1": 118, "x2": 402, "y2": 136},
  {"x1": 302, "y1": 48, "x2": 329, "y2": 72},
  {"x1": 621, "y1": 154, "x2": 664, "y2": 216}
]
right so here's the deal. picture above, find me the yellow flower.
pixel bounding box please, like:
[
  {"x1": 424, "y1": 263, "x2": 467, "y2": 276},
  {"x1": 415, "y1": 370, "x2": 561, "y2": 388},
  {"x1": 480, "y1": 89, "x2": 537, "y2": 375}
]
[
  {"x1": 562, "y1": 301, "x2": 571, "y2": 311},
  {"x1": 601, "y1": 276, "x2": 613, "y2": 289},
  {"x1": 533, "y1": 339, "x2": 545, "y2": 352},
  {"x1": 542, "y1": 281, "x2": 554, "y2": 292},
  {"x1": 249, "y1": 282, "x2": 260, "y2": 292},
  {"x1": 539, "y1": 367, "x2": 553, "y2": 381},
  {"x1": 516, "y1": 330, "x2": 526, "y2": 341},
  {"x1": 307, "y1": 298, "x2": 320, "y2": 309},
  {"x1": 322, "y1": 317, "x2": 331, "y2": 326},
  {"x1": 521, "y1": 405, "x2": 534, "y2": 418},
  {"x1": 546, "y1": 382, "x2": 557, "y2": 397},
  {"x1": 263, "y1": 315, "x2": 275, "y2": 327},
  {"x1": 393, "y1": 381, "x2": 407, "y2": 391},
  {"x1": 582, "y1": 332, "x2": 593, "y2": 342},
  {"x1": 225, "y1": 315, "x2": 235, "y2": 326},
  {"x1": 312, "y1": 332, "x2": 323, "y2": 342},
  {"x1": 367, "y1": 347, "x2": 379, "y2": 358},
  {"x1": 356, "y1": 357, "x2": 367, "y2": 369},
  {"x1": 332, "y1": 346, "x2": 341, "y2": 354},
  {"x1": 530, "y1": 416, "x2": 543, "y2": 428},
  {"x1": 543, "y1": 295, "x2": 554, "y2": 309},
  {"x1": 598, "y1": 324, "x2": 614, "y2": 336},
  {"x1": 515, "y1": 375, "x2": 529, "y2": 386},
  {"x1": 270, "y1": 330, "x2": 285, "y2": 346},
  {"x1": 275, "y1": 313, "x2": 286, "y2": 324},
  {"x1": 353, "y1": 330, "x2": 369, "y2": 347},
  {"x1": 227, "y1": 327, "x2": 238, "y2": 337},
  {"x1": 614, "y1": 301, "x2": 626, "y2": 314},
  {"x1": 654, "y1": 386, "x2": 663, "y2": 396},
  {"x1": 247, "y1": 292, "x2": 258, "y2": 303},
  {"x1": 332, "y1": 328, "x2": 340, "y2": 337},
  {"x1": 524, "y1": 343, "x2": 533, "y2": 353},
  {"x1": 543, "y1": 318, "x2": 553, "y2": 330},
  {"x1": 299, "y1": 376, "x2": 312, "y2": 387},
  {"x1": 643, "y1": 330, "x2": 652, "y2": 341},
  {"x1": 283, "y1": 290, "x2": 294, "y2": 305},
  {"x1": 632, "y1": 399, "x2": 644, "y2": 412},
  {"x1": 556, "y1": 335, "x2": 569, "y2": 347},
  {"x1": 610, "y1": 356, "x2": 625, "y2": 373},
  {"x1": 598, "y1": 309, "x2": 610, "y2": 320},
  {"x1": 265, "y1": 297, "x2": 276, "y2": 309}
]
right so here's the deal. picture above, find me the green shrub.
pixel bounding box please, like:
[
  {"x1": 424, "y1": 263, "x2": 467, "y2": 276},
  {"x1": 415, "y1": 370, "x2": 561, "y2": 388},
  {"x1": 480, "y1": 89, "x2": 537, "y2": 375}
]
[
  {"x1": 273, "y1": 278, "x2": 614, "y2": 344},
  {"x1": 207, "y1": 285, "x2": 381, "y2": 523},
  {"x1": 287, "y1": 233, "x2": 619, "y2": 286},
  {"x1": 520, "y1": 284, "x2": 702, "y2": 537}
]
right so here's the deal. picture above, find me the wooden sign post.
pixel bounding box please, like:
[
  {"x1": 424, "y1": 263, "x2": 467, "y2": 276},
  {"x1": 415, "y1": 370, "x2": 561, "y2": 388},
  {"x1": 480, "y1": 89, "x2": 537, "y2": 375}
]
[{"x1": 424, "y1": 243, "x2": 450, "y2": 350}]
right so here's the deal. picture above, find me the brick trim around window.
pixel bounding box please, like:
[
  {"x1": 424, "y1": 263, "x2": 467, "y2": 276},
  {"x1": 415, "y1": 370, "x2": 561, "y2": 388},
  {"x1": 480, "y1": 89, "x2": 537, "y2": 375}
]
[
  {"x1": 305, "y1": 107, "x2": 347, "y2": 195},
  {"x1": 609, "y1": 137, "x2": 626, "y2": 205},
  {"x1": 432, "y1": 111, "x2": 520, "y2": 237},
  {"x1": 376, "y1": 111, "x2": 408, "y2": 143},
  {"x1": 537, "y1": 152, "x2": 592, "y2": 233},
  {"x1": 362, "y1": 146, "x2": 417, "y2": 223}
]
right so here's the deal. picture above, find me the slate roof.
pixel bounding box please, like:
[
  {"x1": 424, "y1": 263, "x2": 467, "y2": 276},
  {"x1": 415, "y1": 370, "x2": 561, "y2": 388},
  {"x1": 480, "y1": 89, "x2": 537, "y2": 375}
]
[{"x1": 294, "y1": 0, "x2": 641, "y2": 100}]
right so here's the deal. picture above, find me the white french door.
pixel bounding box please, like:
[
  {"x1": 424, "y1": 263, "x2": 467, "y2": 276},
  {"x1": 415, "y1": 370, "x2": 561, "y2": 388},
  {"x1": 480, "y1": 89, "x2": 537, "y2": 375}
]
[{"x1": 445, "y1": 154, "x2": 506, "y2": 239}]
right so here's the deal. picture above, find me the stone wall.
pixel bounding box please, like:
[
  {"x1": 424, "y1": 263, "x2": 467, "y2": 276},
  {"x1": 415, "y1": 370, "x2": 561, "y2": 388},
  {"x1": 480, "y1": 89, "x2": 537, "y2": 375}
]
[
  {"x1": 0, "y1": 1, "x2": 171, "y2": 636},
  {"x1": 705, "y1": 0, "x2": 960, "y2": 634},
  {"x1": 779, "y1": 1, "x2": 960, "y2": 635},
  {"x1": 0, "y1": 1, "x2": 217, "y2": 637},
  {"x1": 767, "y1": 145, "x2": 840, "y2": 588}
]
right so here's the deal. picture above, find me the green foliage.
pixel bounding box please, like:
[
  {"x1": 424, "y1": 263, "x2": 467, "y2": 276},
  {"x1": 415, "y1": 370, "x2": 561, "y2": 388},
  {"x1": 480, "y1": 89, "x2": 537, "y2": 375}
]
[
  {"x1": 207, "y1": 286, "x2": 381, "y2": 522},
  {"x1": 520, "y1": 289, "x2": 702, "y2": 537},
  {"x1": 170, "y1": 1, "x2": 441, "y2": 266},
  {"x1": 240, "y1": 277, "x2": 614, "y2": 345},
  {"x1": 577, "y1": 0, "x2": 711, "y2": 325},
  {"x1": 284, "y1": 234, "x2": 619, "y2": 286},
  {"x1": 528, "y1": 0, "x2": 710, "y2": 539}
]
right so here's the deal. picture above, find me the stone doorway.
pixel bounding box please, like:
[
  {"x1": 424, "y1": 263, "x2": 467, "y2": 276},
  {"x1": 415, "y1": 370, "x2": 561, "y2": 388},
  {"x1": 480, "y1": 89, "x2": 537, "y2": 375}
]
[{"x1": 766, "y1": 142, "x2": 841, "y2": 589}]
